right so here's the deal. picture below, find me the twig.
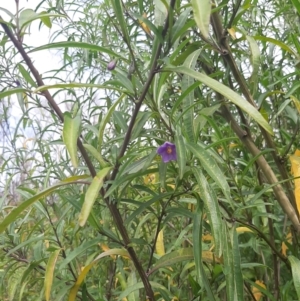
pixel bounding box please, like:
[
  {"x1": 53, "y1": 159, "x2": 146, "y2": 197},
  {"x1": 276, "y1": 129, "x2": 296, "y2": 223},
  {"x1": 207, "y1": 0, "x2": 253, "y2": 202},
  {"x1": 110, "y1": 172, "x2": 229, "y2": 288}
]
[{"x1": 220, "y1": 105, "x2": 300, "y2": 232}]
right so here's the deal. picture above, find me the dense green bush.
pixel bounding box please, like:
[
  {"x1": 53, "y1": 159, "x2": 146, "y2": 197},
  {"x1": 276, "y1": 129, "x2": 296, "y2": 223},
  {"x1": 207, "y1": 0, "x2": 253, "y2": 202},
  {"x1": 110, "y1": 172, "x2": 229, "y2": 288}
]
[{"x1": 1, "y1": 0, "x2": 300, "y2": 300}]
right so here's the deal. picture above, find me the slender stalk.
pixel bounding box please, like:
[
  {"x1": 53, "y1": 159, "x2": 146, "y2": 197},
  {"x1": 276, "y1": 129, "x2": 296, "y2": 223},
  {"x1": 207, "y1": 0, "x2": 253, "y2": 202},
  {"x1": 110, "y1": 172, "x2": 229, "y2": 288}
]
[
  {"x1": 210, "y1": 8, "x2": 299, "y2": 228},
  {"x1": 220, "y1": 105, "x2": 300, "y2": 232},
  {"x1": 0, "y1": 16, "x2": 156, "y2": 300}
]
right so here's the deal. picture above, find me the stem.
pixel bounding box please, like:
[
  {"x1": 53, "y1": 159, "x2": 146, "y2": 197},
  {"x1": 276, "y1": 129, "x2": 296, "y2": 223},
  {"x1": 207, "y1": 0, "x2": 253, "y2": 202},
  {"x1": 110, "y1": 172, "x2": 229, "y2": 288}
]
[
  {"x1": 0, "y1": 16, "x2": 156, "y2": 300},
  {"x1": 220, "y1": 105, "x2": 300, "y2": 232},
  {"x1": 209, "y1": 8, "x2": 299, "y2": 230}
]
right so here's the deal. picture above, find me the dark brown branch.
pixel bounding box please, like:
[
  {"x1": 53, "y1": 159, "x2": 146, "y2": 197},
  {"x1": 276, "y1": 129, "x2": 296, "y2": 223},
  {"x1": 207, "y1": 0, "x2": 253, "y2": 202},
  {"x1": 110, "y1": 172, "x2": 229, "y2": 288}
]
[
  {"x1": 0, "y1": 15, "x2": 156, "y2": 300},
  {"x1": 210, "y1": 8, "x2": 299, "y2": 227}
]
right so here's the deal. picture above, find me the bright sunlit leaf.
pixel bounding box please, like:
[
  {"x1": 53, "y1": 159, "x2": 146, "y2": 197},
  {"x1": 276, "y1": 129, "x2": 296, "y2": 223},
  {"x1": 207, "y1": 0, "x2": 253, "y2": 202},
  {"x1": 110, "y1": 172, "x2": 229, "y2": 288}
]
[
  {"x1": 289, "y1": 150, "x2": 300, "y2": 214},
  {"x1": 155, "y1": 230, "x2": 165, "y2": 256},
  {"x1": 251, "y1": 280, "x2": 266, "y2": 301}
]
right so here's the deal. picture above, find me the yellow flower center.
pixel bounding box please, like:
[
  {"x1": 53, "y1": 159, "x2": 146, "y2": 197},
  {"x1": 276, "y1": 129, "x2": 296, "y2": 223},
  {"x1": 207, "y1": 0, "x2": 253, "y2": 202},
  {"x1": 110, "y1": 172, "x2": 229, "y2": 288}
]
[{"x1": 167, "y1": 146, "x2": 172, "y2": 154}]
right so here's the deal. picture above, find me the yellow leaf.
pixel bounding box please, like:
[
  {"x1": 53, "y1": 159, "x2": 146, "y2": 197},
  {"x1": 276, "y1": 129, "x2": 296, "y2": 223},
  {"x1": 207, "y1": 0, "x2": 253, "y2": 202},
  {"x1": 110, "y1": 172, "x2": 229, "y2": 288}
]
[
  {"x1": 68, "y1": 262, "x2": 95, "y2": 301},
  {"x1": 227, "y1": 27, "x2": 236, "y2": 39},
  {"x1": 291, "y1": 95, "x2": 300, "y2": 114},
  {"x1": 155, "y1": 230, "x2": 165, "y2": 256},
  {"x1": 144, "y1": 173, "x2": 158, "y2": 185},
  {"x1": 252, "y1": 280, "x2": 266, "y2": 301},
  {"x1": 202, "y1": 250, "x2": 223, "y2": 264},
  {"x1": 281, "y1": 230, "x2": 292, "y2": 257},
  {"x1": 45, "y1": 249, "x2": 61, "y2": 301},
  {"x1": 202, "y1": 234, "x2": 213, "y2": 241},
  {"x1": 100, "y1": 243, "x2": 116, "y2": 259},
  {"x1": 236, "y1": 226, "x2": 253, "y2": 233},
  {"x1": 229, "y1": 142, "x2": 238, "y2": 149},
  {"x1": 289, "y1": 150, "x2": 300, "y2": 214},
  {"x1": 139, "y1": 12, "x2": 151, "y2": 35},
  {"x1": 259, "y1": 107, "x2": 269, "y2": 122}
]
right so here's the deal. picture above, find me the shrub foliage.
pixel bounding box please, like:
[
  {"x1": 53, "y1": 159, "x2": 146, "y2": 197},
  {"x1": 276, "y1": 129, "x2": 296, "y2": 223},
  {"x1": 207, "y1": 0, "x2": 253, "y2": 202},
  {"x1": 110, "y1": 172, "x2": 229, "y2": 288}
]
[{"x1": 1, "y1": 0, "x2": 300, "y2": 300}]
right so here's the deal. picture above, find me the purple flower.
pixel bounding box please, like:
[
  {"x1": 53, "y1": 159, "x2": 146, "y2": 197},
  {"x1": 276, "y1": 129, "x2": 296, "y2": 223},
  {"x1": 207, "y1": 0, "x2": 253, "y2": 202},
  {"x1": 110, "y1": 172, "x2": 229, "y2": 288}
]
[
  {"x1": 157, "y1": 142, "x2": 177, "y2": 163},
  {"x1": 107, "y1": 59, "x2": 117, "y2": 71}
]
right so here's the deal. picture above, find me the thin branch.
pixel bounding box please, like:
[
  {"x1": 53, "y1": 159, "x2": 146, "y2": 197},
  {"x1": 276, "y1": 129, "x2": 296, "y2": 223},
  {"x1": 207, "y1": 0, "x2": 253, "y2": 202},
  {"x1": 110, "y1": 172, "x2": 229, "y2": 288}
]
[
  {"x1": 227, "y1": 218, "x2": 290, "y2": 269},
  {"x1": 220, "y1": 105, "x2": 300, "y2": 232},
  {"x1": 226, "y1": 0, "x2": 243, "y2": 29}
]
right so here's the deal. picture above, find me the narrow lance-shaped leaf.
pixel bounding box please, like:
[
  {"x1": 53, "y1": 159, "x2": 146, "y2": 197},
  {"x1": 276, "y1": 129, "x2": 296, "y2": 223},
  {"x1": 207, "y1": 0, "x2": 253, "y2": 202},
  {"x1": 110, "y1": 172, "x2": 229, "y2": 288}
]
[
  {"x1": 193, "y1": 206, "x2": 216, "y2": 300},
  {"x1": 291, "y1": 0, "x2": 300, "y2": 15},
  {"x1": 111, "y1": 0, "x2": 130, "y2": 44},
  {"x1": 45, "y1": 249, "x2": 61, "y2": 301},
  {"x1": 32, "y1": 82, "x2": 125, "y2": 94},
  {"x1": 63, "y1": 111, "x2": 81, "y2": 168},
  {"x1": 253, "y1": 35, "x2": 297, "y2": 56},
  {"x1": 182, "y1": 49, "x2": 202, "y2": 143},
  {"x1": 17, "y1": 63, "x2": 37, "y2": 87},
  {"x1": 155, "y1": 230, "x2": 165, "y2": 256},
  {"x1": 175, "y1": 130, "x2": 186, "y2": 179},
  {"x1": 165, "y1": 65, "x2": 273, "y2": 134},
  {"x1": 29, "y1": 41, "x2": 126, "y2": 59},
  {"x1": 246, "y1": 35, "x2": 260, "y2": 95},
  {"x1": 83, "y1": 144, "x2": 110, "y2": 168},
  {"x1": 78, "y1": 167, "x2": 112, "y2": 227},
  {"x1": 19, "y1": 9, "x2": 65, "y2": 31},
  {"x1": 191, "y1": 0, "x2": 211, "y2": 38},
  {"x1": 193, "y1": 168, "x2": 223, "y2": 257},
  {"x1": 289, "y1": 255, "x2": 300, "y2": 300},
  {"x1": 289, "y1": 150, "x2": 300, "y2": 215},
  {"x1": 222, "y1": 223, "x2": 235, "y2": 301},
  {"x1": 0, "y1": 177, "x2": 85, "y2": 234},
  {"x1": 187, "y1": 142, "x2": 231, "y2": 202},
  {"x1": 231, "y1": 225, "x2": 244, "y2": 300},
  {"x1": 0, "y1": 88, "x2": 26, "y2": 98},
  {"x1": 69, "y1": 248, "x2": 130, "y2": 301},
  {"x1": 98, "y1": 94, "x2": 125, "y2": 148}
]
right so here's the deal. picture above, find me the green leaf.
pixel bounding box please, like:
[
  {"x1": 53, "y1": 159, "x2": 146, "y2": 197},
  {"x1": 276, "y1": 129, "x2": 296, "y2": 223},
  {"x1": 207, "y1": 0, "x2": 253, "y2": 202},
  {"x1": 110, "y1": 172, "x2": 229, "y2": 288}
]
[
  {"x1": 289, "y1": 255, "x2": 300, "y2": 300},
  {"x1": 253, "y1": 35, "x2": 297, "y2": 56},
  {"x1": 99, "y1": 94, "x2": 125, "y2": 148},
  {"x1": 175, "y1": 130, "x2": 186, "y2": 179},
  {"x1": 191, "y1": 0, "x2": 211, "y2": 38},
  {"x1": 165, "y1": 65, "x2": 273, "y2": 134},
  {"x1": 39, "y1": 11, "x2": 52, "y2": 28},
  {"x1": 62, "y1": 111, "x2": 81, "y2": 168},
  {"x1": 83, "y1": 144, "x2": 110, "y2": 168},
  {"x1": 154, "y1": 0, "x2": 168, "y2": 27},
  {"x1": 33, "y1": 82, "x2": 125, "y2": 94},
  {"x1": 17, "y1": 64, "x2": 37, "y2": 87},
  {"x1": 60, "y1": 238, "x2": 100, "y2": 269},
  {"x1": 0, "y1": 88, "x2": 27, "y2": 98},
  {"x1": 45, "y1": 249, "x2": 61, "y2": 301},
  {"x1": 125, "y1": 191, "x2": 172, "y2": 225},
  {"x1": 29, "y1": 41, "x2": 126, "y2": 60},
  {"x1": 182, "y1": 49, "x2": 202, "y2": 142},
  {"x1": 171, "y1": 8, "x2": 192, "y2": 44},
  {"x1": 246, "y1": 35, "x2": 260, "y2": 95},
  {"x1": 193, "y1": 168, "x2": 223, "y2": 257},
  {"x1": 187, "y1": 142, "x2": 231, "y2": 202},
  {"x1": 78, "y1": 167, "x2": 112, "y2": 227},
  {"x1": 222, "y1": 224, "x2": 235, "y2": 301},
  {"x1": 193, "y1": 203, "x2": 203, "y2": 285},
  {"x1": 193, "y1": 202, "x2": 216, "y2": 300},
  {"x1": 19, "y1": 9, "x2": 64, "y2": 31},
  {"x1": 291, "y1": 0, "x2": 300, "y2": 15},
  {"x1": 149, "y1": 248, "x2": 194, "y2": 275},
  {"x1": 231, "y1": 226, "x2": 244, "y2": 300},
  {"x1": 118, "y1": 281, "x2": 171, "y2": 301},
  {"x1": 111, "y1": 0, "x2": 130, "y2": 44},
  {"x1": 0, "y1": 179, "x2": 79, "y2": 234},
  {"x1": 6, "y1": 234, "x2": 44, "y2": 255}
]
